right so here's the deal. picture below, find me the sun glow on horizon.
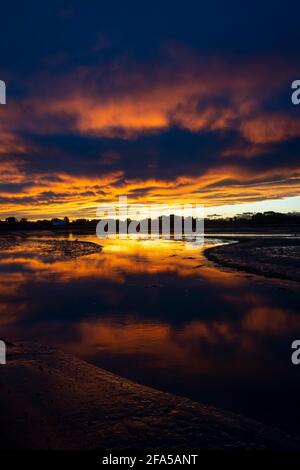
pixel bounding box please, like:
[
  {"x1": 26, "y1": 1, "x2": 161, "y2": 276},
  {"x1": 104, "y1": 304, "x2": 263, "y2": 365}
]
[{"x1": 0, "y1": 194, "x2": 299, "y2": 221}]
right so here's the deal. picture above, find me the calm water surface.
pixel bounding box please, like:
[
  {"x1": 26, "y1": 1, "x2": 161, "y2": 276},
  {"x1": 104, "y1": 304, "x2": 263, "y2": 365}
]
[{"x1": 0, "y1": 233, "x2": 299, "y2": 436}]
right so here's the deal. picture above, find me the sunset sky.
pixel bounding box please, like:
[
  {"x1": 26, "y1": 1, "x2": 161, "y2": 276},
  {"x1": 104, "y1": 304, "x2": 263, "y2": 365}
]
[{"x1": 0, "y1": 1, "x2": 300, "y2": 219}]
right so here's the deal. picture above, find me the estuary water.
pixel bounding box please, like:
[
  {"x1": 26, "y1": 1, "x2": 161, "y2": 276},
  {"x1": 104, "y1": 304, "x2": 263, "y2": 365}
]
[{"x1": 0, "y1": 232, "x2": 299, "y2": 436}]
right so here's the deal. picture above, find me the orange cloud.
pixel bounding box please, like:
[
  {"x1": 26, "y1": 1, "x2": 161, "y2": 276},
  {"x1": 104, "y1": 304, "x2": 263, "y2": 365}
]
[
  {"x1": 1, "y1": 53, "x2": 300, "y2": 218},
  {"x1": 27, "y1": 55, "x2": 300, "y2": 144},
  {"x1": 241, "y1": 114, "x2": 300, "y2": 144}
]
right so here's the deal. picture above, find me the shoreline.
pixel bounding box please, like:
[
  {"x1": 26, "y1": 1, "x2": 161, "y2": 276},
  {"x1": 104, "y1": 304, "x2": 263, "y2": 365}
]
[
  {"x1": 204, "y1": 237, "x2": 300, "y2": 283},
  {"x1": 1, "y1": 341, "x2": 299, "y2": 450}
]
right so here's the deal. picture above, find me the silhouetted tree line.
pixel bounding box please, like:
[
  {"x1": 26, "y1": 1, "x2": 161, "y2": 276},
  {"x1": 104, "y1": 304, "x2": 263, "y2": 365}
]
[
  {"x1": 0, "y1": 211, "x2": 299, "y2": 232},
  {"x1": 205, "y1": 211, "x2": 300, "y2": 228},
  {"x1": 0, "y1": 216, "x2": 98, "y2": 230}
]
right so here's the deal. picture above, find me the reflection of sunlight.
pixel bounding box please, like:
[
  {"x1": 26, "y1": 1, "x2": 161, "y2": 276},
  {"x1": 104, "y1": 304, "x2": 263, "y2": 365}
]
[
  {"x1": 0, "y1": 236, "x2": 230, "y2": 284},
  {"x1": 0, "y1": 235, "x2": 299, "y2": 376}
]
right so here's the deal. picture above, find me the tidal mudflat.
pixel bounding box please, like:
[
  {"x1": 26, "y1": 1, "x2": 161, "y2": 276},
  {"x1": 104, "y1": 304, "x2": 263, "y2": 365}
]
[
  {"x1": 205, "y1": 237, "x2": 300, "y2": 283},
  {"x1": 0, "y1": 236, "x2": 102, "y2": 260},
  {"x1": 1, "y1": 342, "x2": 298, "y2": 450}
]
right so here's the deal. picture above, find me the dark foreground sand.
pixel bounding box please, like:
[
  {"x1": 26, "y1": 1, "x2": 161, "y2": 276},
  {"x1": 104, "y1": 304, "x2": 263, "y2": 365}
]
[
  {"x1": 205, "y1": 238, "x2": 300, "y2": 283},
  {"x1": 0, "y1": 342, "x2": 298, "y2": 450}
]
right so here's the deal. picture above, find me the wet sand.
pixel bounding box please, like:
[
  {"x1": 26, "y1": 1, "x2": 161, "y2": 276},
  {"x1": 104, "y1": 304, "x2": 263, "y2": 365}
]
[
  {"x1": 205, "y1": 238, "x2": 300, "y2": 283},
  {"x1": 0, "y1": 237, "x2": 102, "y2": 260},
  {"x1": 0, "y1": 342, "x2": 299, "y2": 450}
]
